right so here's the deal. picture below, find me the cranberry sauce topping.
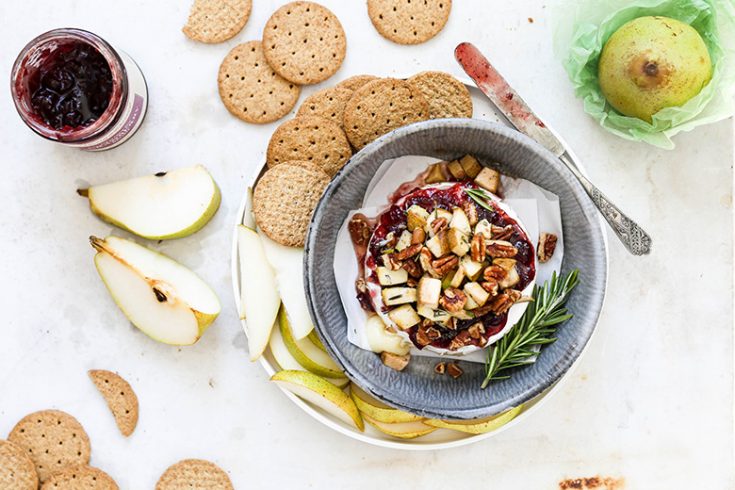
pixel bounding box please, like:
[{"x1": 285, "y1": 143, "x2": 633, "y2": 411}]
[
  {"x1": 29, "y1": 41, "x2": 113, "y2": 130},
  {"x1": 365, "y1": 181, "x2": 536, "y2": 350}
]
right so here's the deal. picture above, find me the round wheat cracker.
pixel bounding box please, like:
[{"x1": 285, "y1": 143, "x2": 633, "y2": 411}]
[
  {"x1": 367, "y1": 0, "x2": 451, "y2": 45},
  {"x1": 41, "y1": 465, "x2": 118, "y2": 490},
  {"x1": 156, "y1": 459, "x2": 233, "y2": 490},
  {"x1": 267, "y1": 116, "x2": 351, "y2": 176},
  {"x1": 343, "y1": 78, "x2": 429, "y2": 149},
  {"x1": 182, "y1": 0, "x2": 252, "y2": 43},
  {"x1": 8, "y1": 410, "x2": 91, "y2": 483},
  {"x1": 0, "y1": 439, "x2": 38, "y2": 490},
  {"x1": 262, "y1": 2, "x2": 346, "y2": 85},
  {"x1": 296, "y1": 85, "x2": 354, "y2": 127},
  {"x1": 253, "y1": 162, "x2": 330, "y2": 247},
  {"x1": 218, "y1": 41, "x2": 301, "y2": 124},
  {"x1": 88, "y1": 370, "x2": 139, "y2": 437},
  {"x1": 336, "y1": 75, "x2": 378, "y2": 92},
  {"x1": 408, "y1": 71, "x2": 473, "y2": 119}
]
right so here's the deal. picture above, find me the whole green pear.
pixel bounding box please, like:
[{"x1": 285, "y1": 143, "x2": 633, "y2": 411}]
[{"x1": 598, "y1": 16, "x2": 712, "y2": 122}]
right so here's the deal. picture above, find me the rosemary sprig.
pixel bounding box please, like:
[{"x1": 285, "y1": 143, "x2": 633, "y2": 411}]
[
  {"x1": 465, "y1": 187, "x2": 497, "y2": 212},
  {"x1": 481, "y1": 269, "x2": 580, "y2": 389}
]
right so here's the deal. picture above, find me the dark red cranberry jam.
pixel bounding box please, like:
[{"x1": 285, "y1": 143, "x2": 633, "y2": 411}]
[{"x1": 29, "y1": 41, "x2": 112, "y2": 130}]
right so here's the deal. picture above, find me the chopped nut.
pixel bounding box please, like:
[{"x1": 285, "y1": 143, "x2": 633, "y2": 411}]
[
  {"x1": 431, "y1": 255, "x2": 459, "y2": 277},
  {"x1": 468, "y1": 322, "x2": 485, "y2": 339},
  {"x1": 381, "y1": 352, "x2": 410, "y2": 371},
  {"x1": 406, "y1": 277, "x2": 418, "y2": 288},
  {"x1": 462, "y1": 199, "x2": 479, "y2": 226},
  {"x1": 411, "y1": 227, "x2": 426, "y2": 245},
  {"x1": 471, "y1": 303, "x2": 494, "y2": 317},
  {"x1": 416, "y1": 324, "x2": 442, "y2": 347},
  {"x1": 488, "y1": 290, "x2": 520, "y2": 315},
  {"x1": 445, "y1": 317, "x2": 457, "y2": 330},
  {"x1": 430, "y1": 217, "x2": 449, "y2": 235},
  {"x1": 393, "y1": 243, "x2": 422, "y2": 261},
  {"x1": 538, "y1": 232, "x2": 558, "y2": 263},
  {"x1": 348, "y1": 216, "x2": 372, "y2": 247},
  {"x1": 493, "y1": 258, "x2": 520, "y2": 289},
  {"x1": 506, "y1": 289, "x2": 522, "y2": 302},
  {"x1": 419, "y1": 247, "x2": 440, "y2": 277},
  {"x1": 426, "y1": 327, "x2": 441, "y2": 341},
  {"x1": 491, "y1": 225, "x2": 514, "y2": 241},
  {"x1": 382, "y1": 253, "x2": 402, "y2": 271},
  {"x1": 471, "y1": 234, "x2": 486, "y2": 262},
  {"x1": 484, "y1": 264, "x2": 507, "y2": 282},
  {"x1": 402, "y1": 258, "x2": 422, "y2": 278},
  {"x1": 481, "y1": 279, "x2": 499, "y2": 296},
  {"x1": 486, "y1": 240, "x2": 518, "y2": 258},
  {"x1": 434, "y1": 362, "x2": 446, "y2": 374},
  {"x1": 448, "y1": 331, "x2": 472, "y2": 350},
  {"x1": 446, "y1": 362, "x2": 464, "y2": 378},
  {"x1": 356, "y1": 277, "x2": 367, "y2": 295},
  {"x1": 439, "y1": 288, "x2": 467, "y2": 312},
  {"x1": 415, "y1": 326, "x2": 432, "y2": 347}
]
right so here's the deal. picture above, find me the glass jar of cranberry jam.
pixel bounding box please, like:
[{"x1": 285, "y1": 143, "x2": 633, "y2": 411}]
[{"x1": 11, "y1": 28, "x2": 148, "y2": 151}]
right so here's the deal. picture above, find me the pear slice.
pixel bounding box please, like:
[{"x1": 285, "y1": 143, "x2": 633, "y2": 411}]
[
  {"x1": 237, "y1": 226, "x2": 280, "y2": 360},
  {"x1": 307, "y1": 330, "x2": 328, "y2": 352},
  {"x1": 424, "y1": 405, "x2": 523, "y2": 434},
  {"x1": 271, "y1": 370, "x2": 364, "y2": 431},
  {"x1": 91, "y1": 236, "x2": 220, "y2": 345},
  {"x1": 279, "y1": 308, "x2": 344, "y2": 378},
  {"x1": 80, "y1": 165, "x2": 221, "y2": 240},
  {"x1": 363, "y1": 415, "x2": 436, "y2": 439},
  {"x1": 258, "y1": 231, "x2": 313, "y2": 339},
  {"x1": 350, "y1": 384, "x2": 423, "y2": 424},
  {"x1": 269, "y1": 322, "x2": 349, "y2": 388}
]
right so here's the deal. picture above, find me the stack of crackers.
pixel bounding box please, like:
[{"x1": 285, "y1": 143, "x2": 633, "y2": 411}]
[{"x1": 253, "y1": 70, "x2": 474, "y2": 248}]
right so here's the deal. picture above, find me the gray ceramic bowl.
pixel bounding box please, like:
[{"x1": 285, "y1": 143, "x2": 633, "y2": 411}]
[{"x1": 304, "y1": 119, "x2": 607, "y2": 420}]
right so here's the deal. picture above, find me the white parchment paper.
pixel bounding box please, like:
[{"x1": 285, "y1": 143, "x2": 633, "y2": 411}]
[{"x1": 334, "y1": 156, "x2": 564, "y2": 363}]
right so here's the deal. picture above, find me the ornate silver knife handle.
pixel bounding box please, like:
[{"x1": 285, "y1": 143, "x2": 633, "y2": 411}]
[{"x1": 560, "y1": 153, "x2": 652, "y2": 255}]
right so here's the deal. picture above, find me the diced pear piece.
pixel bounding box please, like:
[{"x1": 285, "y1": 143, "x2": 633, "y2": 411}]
[
  {"x1": 406, "y1": 205, "x2": 430, "y2": 231},
  {"x1": 425, "y1": 230, "x2": 450, "y2": 258},
  {"x1": 447, "y1": 308, "x2": 475, "y2": 320},
  {"x1": 425, "y1": 405, "x2": 523, "y2": 434},
  {"x1": 382, "y1": 287, "x2": 417, "y2": 306},
  {"x1": 494, "y1": 258, "x2": 521, "y2": 288},
  {"x1": 460, "y1": 255, "x2": 484, "y2": 281},
  {"x1": 424, "y1": 163, "x2": 446, "y2": 184},
  {"x1": 237, "y1": 226, "x2": 281, "y2": 359},
  {"x1": 465, "y1": 295, "x2": 479, "y2": 310},
  {"x1": 388, "y1": 304, "x2": 421, "y2": 330},
  {"x1": 474, "y1": 167, "x2": 500, "y2": 194},
  {"x1": 447, "y1": 228, "x2": 470, "y2": 256},
  {"x1": 395, "y1": 230, "x2": 413, "y2": 251},
  {"x1": 475, "y1": 219, "x2": 493, "y2": 239},
  {"x1": 377, "y1": 266, "x2": 408, "y2": 286},
  {"x1": 350, "y1": 384, "x2": 423, "y2": 424},
  {"x1": 417, "y1": 276, "x2": 442, "y2": 309},
  {"x1": 450, "y1": 266, "x2": 465, "y2": 288},
  {"x1": 269, "y1": 321, "x2": 349, "y2": 387},
  {"x1": 464, "y1": 282, "x2": 490, "y2": 306},
  {"x1": 364, "y1": 415, "x2": 436, "y2": 439},
  {"x1": 81, "y1": 165, "x2": 221, "y2": 240},
  {"x1": 425, "y1": 208, "x2": 453, "y2": 236},
  {"x1": 271, "y1": 370, "x2": 364, "y2": 431},
  {"x1": 417, "y1": 305, "x2": 451, "y2": 325},
  {"x1": 365, "y1": 315, "x2": 411, "y2": 355},
  {"x1": 447, "y1": 159, "x2": 467, "y2": 180},
  {"x1": 258, "y1": 231, "x2": 313, "y2": 339},
  {"x1": 279, "y1": 308, "x2": 344, "y2": 378},
  {"x1": 459, "y1": 155, "x2": 482, "y2": 178},
  {"x1": 450, "y1": 208, "x2": 471, "y2": 235},
  {"x1": 91, "y1": 236, "x2": 220, "y2": 346}
]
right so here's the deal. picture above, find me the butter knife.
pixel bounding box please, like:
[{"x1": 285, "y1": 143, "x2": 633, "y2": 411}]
[{"x1": 455, "y1": 42, "x2": 652, "y2": 256}]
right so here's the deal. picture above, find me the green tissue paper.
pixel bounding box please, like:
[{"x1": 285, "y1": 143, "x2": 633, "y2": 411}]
[{"x1": 552, "y1": 0, "x2": 735, "y2": 149}]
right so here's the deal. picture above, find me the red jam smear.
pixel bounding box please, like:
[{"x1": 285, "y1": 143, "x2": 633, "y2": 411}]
[
  {"x1": 29, "y1": 41, "x2": 113, "y2": 130},
  {"x1": 366, "y1": 181, "x2": 536, "y2": 350}
]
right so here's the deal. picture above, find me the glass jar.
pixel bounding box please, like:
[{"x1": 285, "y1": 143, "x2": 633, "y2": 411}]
[{"x1": 11, "y1": 28, "x2": 148, "y2": 151}]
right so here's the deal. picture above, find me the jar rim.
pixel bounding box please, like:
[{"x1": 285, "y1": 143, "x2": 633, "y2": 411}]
[{"x1": 10, "y1": 28, "x2": 128, "y2": 143}]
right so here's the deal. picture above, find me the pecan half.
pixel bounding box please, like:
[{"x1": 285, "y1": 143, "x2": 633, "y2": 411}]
[
  {"x1": 430, "y1": 217, "x2": 449, "y2": 235},
  {"x1": 411, "y1": 227, "x2": 426, "y2": 245},
  {"x1": 471, "y1": 303, "x2": 494, "y2": 317},
  {"x1": 491, "y1": 225, "x2": 514, "y2": 241},
  {"x1": 419, "y1": 247, "x2": 440, "y2": 278},
  {"x1": 468, "y1": 322, "x2": 485, "y2": 339},
  {"x1": 471, "y1": 234, "x2": 486, "y2": 262},
  {"x1": 382, "y1": 254, "x2": 402, "y2": 271},
  {"x1": 380, "y1": 352, "x2": 410, "y2": 371},
  {"x1": 431, "y1": 255, "x2": 459, "y2": 277},
  {"x1": 538, "y1": 232, "x2": 558, "y2": 263},
  {"x1": 448, "y1": 331, "x2": 472, "y2": 350},
  {"x1": 415, "y1": 326, "x2": 432, "y2": 347},
  {"x1": 484, "y1": 264, "x2": 508, "y2": 282},
  {"x1": 348, "y1": 216, "x2": 372, "y2": 247},
  {"x1": 481, "y1": 279, "x2": 499, "y2": 296},
  {"x1": 486, "y1": 240, "x2": 518, "y2": 258},
  {"x1": 416, "y1": 323, "x2": 442, "y2": 347},
  {"x1": 462, "y1": 200, "x2": 479, "y2": 226},
  {"x1": 446, "y1": 362, "x2": 464, "y2": 378},
  {"x1": 439, "y1": 288, "x2": 467, "y2": 312},
  {"x1": 393, "y1": 243, "x2": 422, "y2": 261},
  {"x1": 489, "y1": 289, "x2": 521, "y2": 315},
  {"x1": 402, "y1": 258, "x2": 422, "y2": 278}
]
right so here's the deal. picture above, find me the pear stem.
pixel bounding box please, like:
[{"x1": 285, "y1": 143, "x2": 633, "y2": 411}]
[{"x1": 76, "y1": 188, "x2": 89, "y2": 198}]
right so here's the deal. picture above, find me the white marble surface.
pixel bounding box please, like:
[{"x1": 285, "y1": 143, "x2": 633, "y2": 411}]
[{"x1": 0, "y1": 1, "x2": 732, "y2": 488}]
